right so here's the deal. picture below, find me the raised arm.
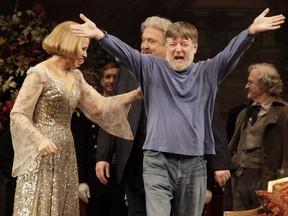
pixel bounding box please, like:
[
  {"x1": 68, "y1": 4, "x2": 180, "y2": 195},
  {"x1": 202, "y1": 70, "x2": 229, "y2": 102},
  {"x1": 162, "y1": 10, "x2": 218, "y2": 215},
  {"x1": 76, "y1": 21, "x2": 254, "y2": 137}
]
[
  {"x1": 71, "y1": 8, "x2": 285, "y2": 39},
  {"x1": 249, "y1": 8, "x2": 285, "y2": 35}
]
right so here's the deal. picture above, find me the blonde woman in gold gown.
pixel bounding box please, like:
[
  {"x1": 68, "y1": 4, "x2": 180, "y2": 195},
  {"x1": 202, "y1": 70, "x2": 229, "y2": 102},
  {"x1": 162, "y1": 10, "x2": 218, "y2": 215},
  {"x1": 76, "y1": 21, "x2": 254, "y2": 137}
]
[{"x1": 10, "y1": 21, "x2": 141, "y2": 216}]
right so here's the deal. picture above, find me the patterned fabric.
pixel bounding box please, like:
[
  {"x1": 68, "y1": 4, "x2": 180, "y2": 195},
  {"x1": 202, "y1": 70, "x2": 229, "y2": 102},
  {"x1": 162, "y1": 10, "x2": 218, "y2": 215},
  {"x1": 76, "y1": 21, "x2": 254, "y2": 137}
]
[
  {"x1": 274, "y1": 182, "x2": 288, "y2": 192},
  {"x1": 255, "y1": 190, "x2": 288, "y2": 216}
]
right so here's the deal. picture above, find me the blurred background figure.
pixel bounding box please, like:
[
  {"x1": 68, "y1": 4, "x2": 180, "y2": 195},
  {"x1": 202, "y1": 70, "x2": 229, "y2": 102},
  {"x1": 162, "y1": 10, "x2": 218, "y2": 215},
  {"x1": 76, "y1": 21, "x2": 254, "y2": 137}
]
[{"x1": 229, "y1": 63, "x2": 288, "y2": 210}]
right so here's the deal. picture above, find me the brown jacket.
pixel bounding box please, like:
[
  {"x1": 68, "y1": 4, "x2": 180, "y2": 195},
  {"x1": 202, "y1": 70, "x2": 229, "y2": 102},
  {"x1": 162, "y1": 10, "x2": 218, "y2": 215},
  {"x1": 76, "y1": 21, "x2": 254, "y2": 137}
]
[{"x1": 229, "y1": 97, "x2": 288, "y2": 188}]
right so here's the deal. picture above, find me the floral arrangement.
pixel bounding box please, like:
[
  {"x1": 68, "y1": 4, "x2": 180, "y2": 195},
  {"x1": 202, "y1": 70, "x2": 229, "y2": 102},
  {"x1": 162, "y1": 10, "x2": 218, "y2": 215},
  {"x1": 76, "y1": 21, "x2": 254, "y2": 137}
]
[{"x1": 0, "y1": 2, "x2": 51, "y2": 132}]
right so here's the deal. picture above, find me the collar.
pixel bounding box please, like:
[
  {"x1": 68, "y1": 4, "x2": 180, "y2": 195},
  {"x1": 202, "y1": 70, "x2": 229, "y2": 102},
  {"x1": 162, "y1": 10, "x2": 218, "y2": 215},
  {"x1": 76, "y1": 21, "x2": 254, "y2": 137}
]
[{"x1": 259, "y1": 96, "x2": 274, "y2": 111}]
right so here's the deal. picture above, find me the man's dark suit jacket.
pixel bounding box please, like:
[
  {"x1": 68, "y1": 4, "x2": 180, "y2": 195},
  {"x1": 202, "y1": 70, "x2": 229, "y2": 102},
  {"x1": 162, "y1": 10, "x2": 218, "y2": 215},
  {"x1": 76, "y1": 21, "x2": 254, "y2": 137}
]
[
  {"x1": 206, "y1": 105, "x2": 232, "y2": 191},
  {"x1": 96, "y1": 67, "x2": 146, "y2": 183},
  {"x1": 71, "y1": 111, "x2": 100, "y2": 183},
  {"x1": 211, "y1": 105, "x2": 232, "y2": 171}
]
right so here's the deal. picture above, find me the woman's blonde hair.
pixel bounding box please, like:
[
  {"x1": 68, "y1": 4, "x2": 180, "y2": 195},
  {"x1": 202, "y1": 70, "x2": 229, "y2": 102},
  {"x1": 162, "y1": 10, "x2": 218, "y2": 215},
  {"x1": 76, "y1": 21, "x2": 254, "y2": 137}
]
[{"x1": 42, "y1": 21, "x2": 88, "y2": 58}]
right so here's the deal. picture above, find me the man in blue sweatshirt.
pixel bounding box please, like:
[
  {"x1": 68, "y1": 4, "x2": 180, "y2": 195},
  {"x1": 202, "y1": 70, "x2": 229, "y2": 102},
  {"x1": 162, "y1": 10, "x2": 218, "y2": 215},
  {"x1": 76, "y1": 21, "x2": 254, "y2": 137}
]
[{"x1": 71, "y1": 9, "x2": 285, "y2": 216}]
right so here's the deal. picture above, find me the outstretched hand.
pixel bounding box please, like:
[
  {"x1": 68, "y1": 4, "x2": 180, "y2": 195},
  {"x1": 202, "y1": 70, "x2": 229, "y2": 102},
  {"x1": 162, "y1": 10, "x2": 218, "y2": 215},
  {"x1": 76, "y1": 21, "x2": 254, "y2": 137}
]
[
  {"x1": 250, "y1": 8, "x2": 285, "y2": 34},
  {"x1": 70, "y1": 14, "x2": 105, "y2": 40}
]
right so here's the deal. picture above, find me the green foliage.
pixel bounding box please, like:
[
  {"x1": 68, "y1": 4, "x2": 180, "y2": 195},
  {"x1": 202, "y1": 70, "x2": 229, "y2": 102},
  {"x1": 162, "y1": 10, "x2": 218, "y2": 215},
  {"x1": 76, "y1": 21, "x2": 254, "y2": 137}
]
[{"x1": 0, "y1": 2, "x2": 51, "y2": 132}]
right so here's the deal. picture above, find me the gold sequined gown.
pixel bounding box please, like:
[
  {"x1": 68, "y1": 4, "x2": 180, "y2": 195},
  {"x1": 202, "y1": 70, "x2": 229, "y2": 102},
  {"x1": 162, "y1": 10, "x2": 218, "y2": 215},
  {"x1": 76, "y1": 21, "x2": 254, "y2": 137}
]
[{"x1": 10, "y1": 65, "x2": 133, "y2": 216}]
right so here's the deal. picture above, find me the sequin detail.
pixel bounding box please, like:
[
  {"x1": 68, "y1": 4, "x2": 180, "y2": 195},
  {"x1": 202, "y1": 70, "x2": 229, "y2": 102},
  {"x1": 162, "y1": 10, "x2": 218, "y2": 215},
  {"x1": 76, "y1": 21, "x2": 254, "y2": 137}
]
[{"x1": 13, "y1": 70, "x2": 80, "y2": 216}]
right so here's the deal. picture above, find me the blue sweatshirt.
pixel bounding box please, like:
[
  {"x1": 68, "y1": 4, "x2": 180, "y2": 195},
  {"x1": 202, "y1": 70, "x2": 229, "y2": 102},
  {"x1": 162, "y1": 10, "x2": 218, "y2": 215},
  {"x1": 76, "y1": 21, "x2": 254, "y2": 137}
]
[{"x1": 99, "y1": 28, "x2": 254, "y2": 156}]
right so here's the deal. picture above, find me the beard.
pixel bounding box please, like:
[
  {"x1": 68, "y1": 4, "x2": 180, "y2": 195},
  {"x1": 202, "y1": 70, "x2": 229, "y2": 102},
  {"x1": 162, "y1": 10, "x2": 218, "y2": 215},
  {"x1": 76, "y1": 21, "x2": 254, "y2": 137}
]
[
  {"x1": 247, "y1": 93, "x2": 252, "y2": 100},
  {"x1": 166, "y1": 53, "x2": 194, "y2": 71},
  {"x1": 247, "y1": 90, "x2": 262, "y2": 101}
]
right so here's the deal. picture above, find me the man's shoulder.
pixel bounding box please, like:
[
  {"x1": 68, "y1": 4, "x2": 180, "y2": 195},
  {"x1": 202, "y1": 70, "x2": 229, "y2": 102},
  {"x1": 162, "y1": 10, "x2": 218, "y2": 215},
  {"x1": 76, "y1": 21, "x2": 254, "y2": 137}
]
[
  {"x1": 272, "y1": 97, "x2": 288, "y2": 107},
  {"x1": 270, "y1": 98, "x2": 288, "y2": 118}
]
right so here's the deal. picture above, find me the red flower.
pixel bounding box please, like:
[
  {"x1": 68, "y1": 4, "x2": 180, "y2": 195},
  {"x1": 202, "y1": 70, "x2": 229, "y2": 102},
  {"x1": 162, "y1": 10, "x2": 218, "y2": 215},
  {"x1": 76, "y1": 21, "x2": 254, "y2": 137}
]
[{"x1": 2, "y1": 101, "x2": 14, "y2": 113}]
